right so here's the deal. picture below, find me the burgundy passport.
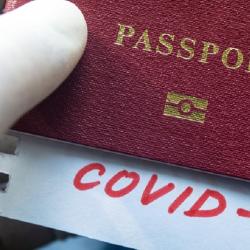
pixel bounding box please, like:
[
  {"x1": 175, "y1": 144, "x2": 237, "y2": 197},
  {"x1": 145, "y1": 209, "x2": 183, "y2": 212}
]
[{"x1": 5, "y1": 0, "x2": 250, "y2": 180}]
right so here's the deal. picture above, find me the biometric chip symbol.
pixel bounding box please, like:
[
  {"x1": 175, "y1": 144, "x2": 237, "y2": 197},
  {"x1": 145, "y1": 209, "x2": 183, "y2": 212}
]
[{"x1": 164, "y1": 92, "x2": 208, "y2": 123}]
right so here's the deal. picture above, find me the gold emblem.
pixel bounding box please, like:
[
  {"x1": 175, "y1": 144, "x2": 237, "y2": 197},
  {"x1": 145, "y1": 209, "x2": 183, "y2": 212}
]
[{"x1": 164, "y1": 92, "x2": 208, "y2": 123}]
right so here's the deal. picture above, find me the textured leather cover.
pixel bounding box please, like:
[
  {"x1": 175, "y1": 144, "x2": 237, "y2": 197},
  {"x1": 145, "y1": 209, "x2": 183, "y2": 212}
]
[{"x1": 6, "y1": 0, "x2": 250, "y2": 180}]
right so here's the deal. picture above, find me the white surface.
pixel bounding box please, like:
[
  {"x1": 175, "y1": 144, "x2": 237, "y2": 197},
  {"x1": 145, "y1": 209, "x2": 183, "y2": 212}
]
[
  {"x1": 0, "y1": 131, "x2": 250, "y2": 250},
  {"x1": 38, "y1": 236, "x2": 111, "y2": 250}
]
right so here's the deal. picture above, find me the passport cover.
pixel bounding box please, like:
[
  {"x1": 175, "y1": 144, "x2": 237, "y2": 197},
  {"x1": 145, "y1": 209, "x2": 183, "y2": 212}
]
[{"x1": 5, "y1": 0, "x2": 250, "y2": 180}]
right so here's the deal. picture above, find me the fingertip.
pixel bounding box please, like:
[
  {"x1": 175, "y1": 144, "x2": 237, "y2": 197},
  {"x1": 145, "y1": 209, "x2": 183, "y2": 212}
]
[{"x1": 0, "y1": 0, "x2": 88, "y2": 135}]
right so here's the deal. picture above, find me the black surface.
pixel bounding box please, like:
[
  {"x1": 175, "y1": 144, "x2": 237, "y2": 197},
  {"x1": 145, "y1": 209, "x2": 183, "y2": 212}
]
[{"x1": 0, "y1": 0, "x2": 5, "y2": 13}]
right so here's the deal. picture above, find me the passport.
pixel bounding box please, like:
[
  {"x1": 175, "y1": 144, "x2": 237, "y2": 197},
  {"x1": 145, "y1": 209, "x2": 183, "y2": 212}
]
[{"x1": 5, "y1": 0, "x2": 250, "y2": 180}]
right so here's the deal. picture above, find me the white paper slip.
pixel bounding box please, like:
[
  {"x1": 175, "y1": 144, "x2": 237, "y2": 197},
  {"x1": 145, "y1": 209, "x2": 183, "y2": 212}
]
[{"x1": 0, "y1": 131, "x2": 250, "y2": 250}]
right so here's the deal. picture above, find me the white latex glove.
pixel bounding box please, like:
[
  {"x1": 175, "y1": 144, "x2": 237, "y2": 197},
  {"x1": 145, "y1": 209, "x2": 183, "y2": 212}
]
[{"x1": 0, "y1": 0, "x2": 87, "y2": 135}]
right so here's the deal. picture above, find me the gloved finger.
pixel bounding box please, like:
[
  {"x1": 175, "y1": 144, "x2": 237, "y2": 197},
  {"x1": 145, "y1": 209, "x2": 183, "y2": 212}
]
[{"x1": 0, "y1": 0, "x2": 87, "y2": 135}]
